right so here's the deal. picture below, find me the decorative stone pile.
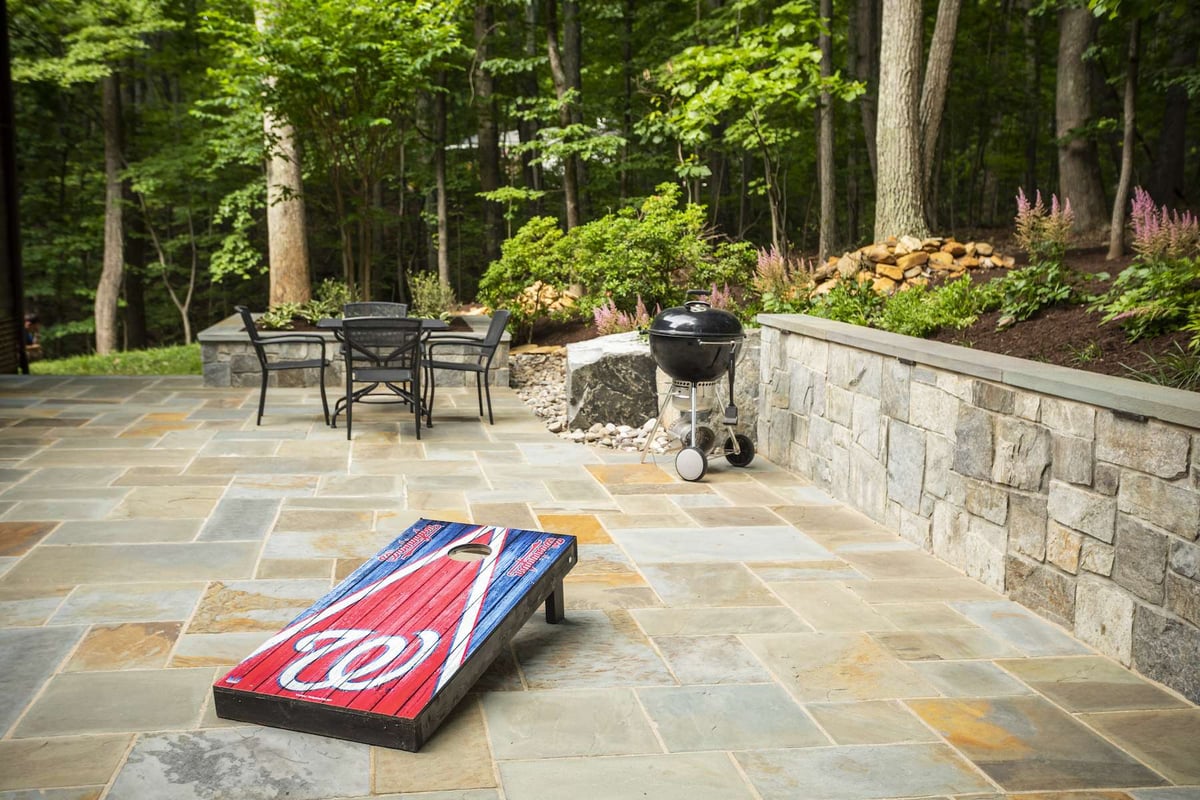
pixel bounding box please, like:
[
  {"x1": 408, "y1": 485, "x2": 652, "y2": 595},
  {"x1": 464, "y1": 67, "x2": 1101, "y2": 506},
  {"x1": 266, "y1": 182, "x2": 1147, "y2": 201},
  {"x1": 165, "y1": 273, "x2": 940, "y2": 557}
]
[
  {"x1": 817, "y1": 236, "x2": 1016, "y2": 296},
  {"x1": 514, "y1": 281, "x2": 580, "y2": 317},
  {"x1": 509, "y1": 346, "x2": 670, "y2": 453}
]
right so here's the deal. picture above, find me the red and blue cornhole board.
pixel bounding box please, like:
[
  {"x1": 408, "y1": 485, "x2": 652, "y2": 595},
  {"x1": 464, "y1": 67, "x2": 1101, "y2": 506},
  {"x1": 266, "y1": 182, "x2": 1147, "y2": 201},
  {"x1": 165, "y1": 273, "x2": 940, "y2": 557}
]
[{"x1": 213, "y1": 518, "x2": 577, "y2": 751}]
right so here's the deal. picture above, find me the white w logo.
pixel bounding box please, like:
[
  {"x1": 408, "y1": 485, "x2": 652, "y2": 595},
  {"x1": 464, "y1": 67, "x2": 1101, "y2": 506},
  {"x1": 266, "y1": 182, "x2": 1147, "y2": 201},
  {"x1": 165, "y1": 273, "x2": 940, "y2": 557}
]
[{"x1": 278, "y1": 628, "x2": 440, "y2": 692}]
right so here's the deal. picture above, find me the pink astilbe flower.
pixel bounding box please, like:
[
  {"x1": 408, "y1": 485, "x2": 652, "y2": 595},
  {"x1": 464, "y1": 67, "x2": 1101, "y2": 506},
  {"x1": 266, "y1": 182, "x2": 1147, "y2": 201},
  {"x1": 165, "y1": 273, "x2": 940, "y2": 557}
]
[
  {"x1": 593, "y1": 295, "x2": 658, "y2": 336},
  {"x1": 1014, "y1": 188, "x2": 1073, "y2": 264},
  {"x1": 1129, "y1": 187, "x2": 1200, "y2": 261}
]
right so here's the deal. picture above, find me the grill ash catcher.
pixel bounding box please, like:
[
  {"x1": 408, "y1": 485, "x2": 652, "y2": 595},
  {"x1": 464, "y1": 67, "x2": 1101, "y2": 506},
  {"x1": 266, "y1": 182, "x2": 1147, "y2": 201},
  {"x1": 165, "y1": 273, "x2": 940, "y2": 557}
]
[{"x1": 641, "y1": 290, "x2": 755, "y2": 481}]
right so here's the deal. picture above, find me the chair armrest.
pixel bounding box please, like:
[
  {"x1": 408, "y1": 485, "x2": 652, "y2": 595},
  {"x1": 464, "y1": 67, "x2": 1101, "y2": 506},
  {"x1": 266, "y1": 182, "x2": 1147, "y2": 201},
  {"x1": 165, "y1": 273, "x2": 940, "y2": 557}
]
[
  {"x1": 425, "y1": 336, "x2": 487, "y2": 353},
  {"x1": 258, "y1": 334, "x2": 327, "y2": 357}
]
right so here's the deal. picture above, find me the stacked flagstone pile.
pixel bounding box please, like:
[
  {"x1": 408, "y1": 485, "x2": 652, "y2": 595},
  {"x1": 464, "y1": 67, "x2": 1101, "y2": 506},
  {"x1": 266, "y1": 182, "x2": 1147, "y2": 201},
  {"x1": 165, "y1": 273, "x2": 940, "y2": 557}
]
[
  {"x1": 816, "y1": 236, "x2": 1016, "y2": 295},
  {"x1": 515, "y1": 281, "x2": 580, "y2": 317}
]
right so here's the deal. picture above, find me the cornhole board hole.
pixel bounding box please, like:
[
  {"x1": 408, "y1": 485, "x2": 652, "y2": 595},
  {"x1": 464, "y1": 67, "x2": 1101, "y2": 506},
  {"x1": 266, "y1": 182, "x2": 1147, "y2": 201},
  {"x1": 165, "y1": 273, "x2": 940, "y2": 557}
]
[{"x1": 213, "y1": 518, "x2": 577, "y2": 751}]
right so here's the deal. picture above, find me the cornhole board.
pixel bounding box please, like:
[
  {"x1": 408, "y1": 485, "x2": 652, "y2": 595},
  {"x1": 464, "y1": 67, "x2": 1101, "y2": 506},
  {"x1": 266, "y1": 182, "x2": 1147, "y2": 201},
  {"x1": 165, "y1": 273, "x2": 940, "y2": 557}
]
[{"x1": 213, "y1": 518, "x2": 577, "y2": 751}]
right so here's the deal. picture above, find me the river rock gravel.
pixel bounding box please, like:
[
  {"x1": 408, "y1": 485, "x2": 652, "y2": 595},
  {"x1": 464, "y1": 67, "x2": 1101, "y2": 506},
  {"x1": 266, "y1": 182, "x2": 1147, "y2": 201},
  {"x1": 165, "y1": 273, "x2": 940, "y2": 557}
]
[{"x1": 509, "y1": 348, "x2": 671, "y2": 453}]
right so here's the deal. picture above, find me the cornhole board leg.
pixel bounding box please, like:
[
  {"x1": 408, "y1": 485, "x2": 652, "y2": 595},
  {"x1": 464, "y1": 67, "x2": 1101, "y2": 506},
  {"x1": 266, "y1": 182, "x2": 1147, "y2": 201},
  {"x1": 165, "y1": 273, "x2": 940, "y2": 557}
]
[
  {"x1": 545, "y1": 579, "x2": 565, "y2": 623},
  {"x1": 212, "y1": 520, "x2": 577, "y2": 752}
]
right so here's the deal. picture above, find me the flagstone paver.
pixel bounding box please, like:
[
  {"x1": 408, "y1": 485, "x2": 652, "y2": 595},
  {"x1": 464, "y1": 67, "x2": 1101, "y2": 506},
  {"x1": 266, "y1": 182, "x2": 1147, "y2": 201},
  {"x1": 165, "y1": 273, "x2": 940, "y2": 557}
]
[{"x1": 0, "y1": 376, "x2": 1195, "y2": 799}]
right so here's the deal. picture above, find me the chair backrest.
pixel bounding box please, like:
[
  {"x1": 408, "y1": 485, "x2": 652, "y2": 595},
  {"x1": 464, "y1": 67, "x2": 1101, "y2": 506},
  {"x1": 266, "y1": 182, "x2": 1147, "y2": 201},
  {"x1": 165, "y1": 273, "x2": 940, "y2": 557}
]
[
  {"x1": 343, "y1": 301, "x2": 408, "y2": 318},
  {"x1": 340, "y1": 316, "x2": 423, "y2": 373},
  {"x1": 482, "y1": 309, "x2": 510, "y2": 349},
  {"x1": 234, "y1": 306, "x2": 269, "y2": 366}
]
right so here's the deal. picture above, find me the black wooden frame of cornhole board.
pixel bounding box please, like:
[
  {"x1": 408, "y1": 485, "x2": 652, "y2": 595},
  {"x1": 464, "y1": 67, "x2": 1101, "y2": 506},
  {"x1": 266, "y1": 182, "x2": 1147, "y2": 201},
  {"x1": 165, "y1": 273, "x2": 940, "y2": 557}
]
[{"x1": 213, "y1": 527, "x2": 577, "y2": 752}]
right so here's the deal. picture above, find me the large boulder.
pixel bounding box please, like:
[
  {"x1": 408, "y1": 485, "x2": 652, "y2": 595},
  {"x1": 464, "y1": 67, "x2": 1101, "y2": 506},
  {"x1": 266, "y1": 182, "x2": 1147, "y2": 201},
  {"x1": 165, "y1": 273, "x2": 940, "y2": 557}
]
[{"x1": 566, "y1": 332, "x2": 658, "y2": 430}]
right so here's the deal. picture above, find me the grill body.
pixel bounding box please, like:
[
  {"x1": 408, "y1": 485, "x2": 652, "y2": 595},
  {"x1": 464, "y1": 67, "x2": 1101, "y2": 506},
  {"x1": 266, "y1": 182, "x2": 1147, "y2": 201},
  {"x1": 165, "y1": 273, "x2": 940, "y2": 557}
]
[{"x1": 647, "y1": 301, "x2": 743, "y2": 384}]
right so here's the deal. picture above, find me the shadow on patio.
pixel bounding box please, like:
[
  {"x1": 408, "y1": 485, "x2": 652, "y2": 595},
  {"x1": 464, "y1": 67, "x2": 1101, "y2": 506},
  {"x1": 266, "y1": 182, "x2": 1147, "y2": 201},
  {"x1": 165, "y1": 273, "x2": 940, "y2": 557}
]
[{"x1": 0, "y1": 375, "x2": 1197, "y2": 799}]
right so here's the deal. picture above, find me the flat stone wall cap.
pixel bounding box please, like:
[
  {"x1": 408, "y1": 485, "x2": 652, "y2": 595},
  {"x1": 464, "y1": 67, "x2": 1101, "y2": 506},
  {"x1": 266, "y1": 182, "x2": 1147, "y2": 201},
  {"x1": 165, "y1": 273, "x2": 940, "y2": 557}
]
[
  {"x1": 758, "y1": 313, "x2": 1199, "y2": 429},
  {"x1": 567, "y1": 331, "x2": 649, "y2": 368}
]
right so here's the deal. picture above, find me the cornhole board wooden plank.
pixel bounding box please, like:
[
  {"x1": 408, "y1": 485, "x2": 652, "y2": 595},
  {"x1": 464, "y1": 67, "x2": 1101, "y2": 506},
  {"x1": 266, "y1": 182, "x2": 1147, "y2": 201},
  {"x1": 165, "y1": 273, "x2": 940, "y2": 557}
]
[{"x1": 213, "y1": 518, "x2": 577, "y2": 751}]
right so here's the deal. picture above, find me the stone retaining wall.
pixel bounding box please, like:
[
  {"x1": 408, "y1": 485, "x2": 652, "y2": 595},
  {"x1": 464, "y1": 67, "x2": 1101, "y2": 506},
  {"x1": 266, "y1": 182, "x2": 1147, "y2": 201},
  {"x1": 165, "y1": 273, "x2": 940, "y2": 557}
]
[
  {"x1": 758, "y1": 313, "x2": 1200, "y2": 702},
  {"x1": 197, "y1": 313, "x2": 509, "y2": 390}
]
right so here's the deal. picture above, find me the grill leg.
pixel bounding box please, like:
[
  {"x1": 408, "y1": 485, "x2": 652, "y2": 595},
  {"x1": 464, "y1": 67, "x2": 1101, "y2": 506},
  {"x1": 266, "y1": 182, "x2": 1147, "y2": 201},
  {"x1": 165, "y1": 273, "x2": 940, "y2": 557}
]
[{"x1": 639, "y1": 386, "x2": 677, "y2": 464}]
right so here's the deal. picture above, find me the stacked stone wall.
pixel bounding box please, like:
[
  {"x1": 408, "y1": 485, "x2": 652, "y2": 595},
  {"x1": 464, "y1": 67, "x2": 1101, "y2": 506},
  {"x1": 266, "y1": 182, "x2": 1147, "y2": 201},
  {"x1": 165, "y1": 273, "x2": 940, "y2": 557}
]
[
  {"x1": 198, "y1": 313, "x2": 509, "y2": 389},
  {"x1": 759, "y1": 315, "x2": 1200, "y2": 702}
]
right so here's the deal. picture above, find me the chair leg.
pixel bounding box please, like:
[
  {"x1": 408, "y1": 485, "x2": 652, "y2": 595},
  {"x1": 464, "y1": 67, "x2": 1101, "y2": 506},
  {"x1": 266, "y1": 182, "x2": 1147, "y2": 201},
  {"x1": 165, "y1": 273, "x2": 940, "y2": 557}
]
[
  {"x1": 344, "y1": 369, "x2": 353, "y2": 441},
  {"x1": 475, "y1": 373, "x2": 484, "y2": 417},
  {"x1": 318, "y1": 364, "x2": 330, "y2": 426},
  {"x1": 257, "y1": 371, "x2": 268, "y2": 426},
  {"x1": 426, "y1": 367, "x2": 436, "y2": 428},
  {"x1": 483, "y1": 373, "x2": 494, "y2": 425},
  {"x1": 414, "y1": 375, "x2": 421, "y2": 440}
]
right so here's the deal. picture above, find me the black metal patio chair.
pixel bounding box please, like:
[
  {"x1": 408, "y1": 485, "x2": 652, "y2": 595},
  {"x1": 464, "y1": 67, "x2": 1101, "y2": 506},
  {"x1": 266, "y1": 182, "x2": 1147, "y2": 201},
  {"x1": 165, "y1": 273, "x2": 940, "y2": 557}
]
[
  {"x1": 234, "y1": 305, "x2": 330, "y2": 426},
  {"x1": 333, "y1": 316, "x2": 427, "y2": 440},
  {"x1": 424, "y1": 309, "x2": 510, "y2": 425}
]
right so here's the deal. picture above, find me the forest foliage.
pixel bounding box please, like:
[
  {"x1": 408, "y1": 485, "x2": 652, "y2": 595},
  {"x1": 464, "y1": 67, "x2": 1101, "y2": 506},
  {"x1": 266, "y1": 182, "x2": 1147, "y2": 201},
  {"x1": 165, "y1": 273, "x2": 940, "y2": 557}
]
[{"x1": 8, "y1": 0, "x2": 1198, "y2": 357}]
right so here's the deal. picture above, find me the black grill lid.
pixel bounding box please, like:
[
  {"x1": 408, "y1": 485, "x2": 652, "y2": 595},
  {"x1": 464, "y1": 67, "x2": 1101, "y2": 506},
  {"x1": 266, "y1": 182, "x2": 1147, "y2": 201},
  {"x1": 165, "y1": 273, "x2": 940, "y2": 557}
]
[{"x1": 649, "y1": 299, "x2": 743, "y2": 339}]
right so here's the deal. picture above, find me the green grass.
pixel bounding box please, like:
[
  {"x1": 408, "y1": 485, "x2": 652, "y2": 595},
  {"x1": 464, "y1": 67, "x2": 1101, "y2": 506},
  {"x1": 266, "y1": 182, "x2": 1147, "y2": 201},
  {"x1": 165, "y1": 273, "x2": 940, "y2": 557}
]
[{"x1": 30, "y1": 344, "x2": 202, "y2": 376}]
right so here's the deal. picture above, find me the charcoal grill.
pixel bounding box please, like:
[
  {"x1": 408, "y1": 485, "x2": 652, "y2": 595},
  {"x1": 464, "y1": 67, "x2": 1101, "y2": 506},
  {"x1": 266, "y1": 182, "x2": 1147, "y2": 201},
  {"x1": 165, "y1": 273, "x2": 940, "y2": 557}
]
[{"x1": 640, "y1": 291, "x2": 755, "y2": 481}]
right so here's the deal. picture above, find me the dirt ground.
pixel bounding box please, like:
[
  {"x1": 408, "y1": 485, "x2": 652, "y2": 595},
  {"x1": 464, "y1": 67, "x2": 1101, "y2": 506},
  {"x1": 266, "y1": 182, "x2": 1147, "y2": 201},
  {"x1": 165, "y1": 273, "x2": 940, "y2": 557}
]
[{"x1": 929, "y1": 247, "x2": 1191, "y2": 379}]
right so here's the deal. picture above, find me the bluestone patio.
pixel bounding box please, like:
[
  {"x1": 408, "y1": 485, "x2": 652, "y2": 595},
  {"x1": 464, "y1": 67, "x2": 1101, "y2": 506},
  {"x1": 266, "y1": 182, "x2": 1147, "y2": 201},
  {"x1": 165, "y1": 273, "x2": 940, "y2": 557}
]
[{"x1": 0, "y1": 375, "x2": 1197, "y2": 800}]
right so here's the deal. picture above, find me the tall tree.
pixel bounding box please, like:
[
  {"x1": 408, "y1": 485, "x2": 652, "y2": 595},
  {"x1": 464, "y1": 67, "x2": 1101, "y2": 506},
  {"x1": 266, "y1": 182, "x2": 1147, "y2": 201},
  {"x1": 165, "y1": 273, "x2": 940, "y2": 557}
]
[
  {"x1": 918, "y1": 0, "x2": 962, "y2": 196},
  {"x1": 255, "y1": 2, "x2": 310, "y2": 307},
  {"x1": 96, "y1": 73, "x2": 124, "y2": 354},
  {"x1": 874, "y1": 0, "x2": 928, "y2": 240},
  {"x1": 817, "y1": 0, "x2": 836, "y2": 261},
  {"x1": 473, "y1": 2, "x2": 503, "y2": 267},
  {"x1": 1106, "y1": 15, "x2": 1139, "y2": 258},
  {"x1": 1056, "y1": 7, "x2": 1108, "y2": 235},
  {"x1": 434, "y1": 75, "x2": 451, "y2": 287},
  {"x1": 545, "y1": 0, "x2": 581, "y2": 228}
]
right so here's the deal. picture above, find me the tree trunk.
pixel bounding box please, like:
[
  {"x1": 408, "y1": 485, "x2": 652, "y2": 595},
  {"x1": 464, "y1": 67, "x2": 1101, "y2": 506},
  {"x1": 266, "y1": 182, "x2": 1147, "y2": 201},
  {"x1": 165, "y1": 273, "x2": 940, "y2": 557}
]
[
  {"x1": 95, "y1": 73, "x2": 124, "y2": 355},
  {"x1": 1056, "y1": 7, "x2": 1108, "y2": 235},
  {"x1": 1149, "y1": 20, "x2": 1196, "y2": 207},
  {"x1": 919, "y1": 0, "x2": 962, "y2": 195},
  {"x1": 545, "y1": 0, "x2": 580, "y2": 229},
  {"x1": 855, "y1": 0, "x2": 879, "y2": 183},
  {"x1": 563, "y1": 0, "x2": 587, "y2": 221},
  {"x1": 874, "y1": 0, "x2": 928, "y2": 241},
  {"x1": 620, "y1": 0, "x2": 633, "y2": 201},
  {"x1": 257, "y1": 4, "x2": 310, "y2": 306},
  {"x1": 264, "y1": 115, "x2": 310, "y2": 305},
  {"x1": 516, "y1": 0, "x2": 543, "y2": 208},
  {"x1": 817, "y1": 0, "x2": 836, "y2": 262},
  {"x1": 434, "y1": 74, "x2": 450, "y2": 287},
  {"x1": 1021, "y1": 0, "x2": 1040, "y2": 193},
  {"x1": 1108, "y1": 18, "x2": 1139, "y2": 260},
  {"x1": 474, "y1": 2, "x2": 503, "y2": 268}
]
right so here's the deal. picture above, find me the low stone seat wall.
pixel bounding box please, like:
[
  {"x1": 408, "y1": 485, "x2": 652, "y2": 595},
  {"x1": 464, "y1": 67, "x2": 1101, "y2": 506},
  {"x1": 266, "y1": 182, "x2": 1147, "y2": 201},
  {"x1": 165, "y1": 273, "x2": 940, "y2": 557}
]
[
  {"x1": 758, "y1": 313, "x2": 1200, "y2": 703},
  {"x1": 198, "y1": 312, "x2": 510, "y2": 390}
]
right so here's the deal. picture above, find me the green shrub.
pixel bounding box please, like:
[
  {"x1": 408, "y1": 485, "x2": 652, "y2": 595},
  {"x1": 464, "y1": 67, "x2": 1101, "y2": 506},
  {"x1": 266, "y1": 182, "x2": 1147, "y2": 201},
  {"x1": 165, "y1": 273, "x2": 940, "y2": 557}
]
[
  {"x1": 408, "y1": 272, "x2": 458, "y2": 320},
  {"x1": 260, "y1": 302, "x2": 304, "y2": 330},
  {"x1": 808, "y1": 277, "x2": 885, "y2": 327},
  {"x1": 876, "y1": 278, "x2": 987, "y2": 338},
  {"x1": 1123, "y1": 342, "x2": 1200, "y2": 391},
  {"x1": 259, "y1": 279, "x2": 359, "y2": 329},
  {"x1": 476, "y1": 183, "x2": 754, "y2": 329},
  {"x1": 477, "y1": 216, "x2": 570, "y2": 328},
  {"x1": 31, "y1": 344, "x2": 201, "y2": 376}
]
